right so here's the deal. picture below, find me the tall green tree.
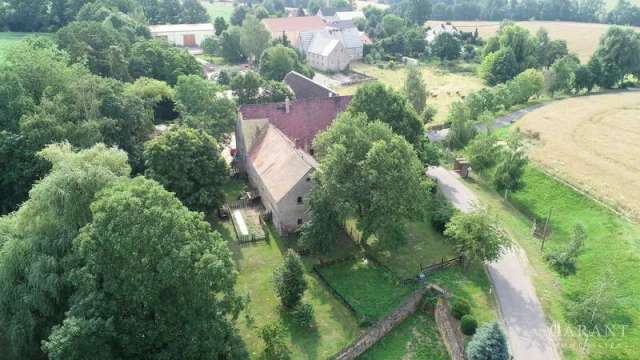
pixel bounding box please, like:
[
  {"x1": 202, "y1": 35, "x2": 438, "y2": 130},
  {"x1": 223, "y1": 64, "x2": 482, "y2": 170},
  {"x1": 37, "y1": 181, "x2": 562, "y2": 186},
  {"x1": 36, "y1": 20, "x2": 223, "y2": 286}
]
[
  {"x1": 260, "y1": 44, "x2": 314, "y2": 81},
  {"x1": 592, "y1": 26, "x2": 640, "y2": 87},
  {"x1": 480, "y1": 47, "x2": 519, "y2": 85},
  {"x1": 42, "y1": 176, "x2": 247, "y2": 360},
  {"x1": 181, "y1": 0, "x2": 209, "y2": 23},
  {"x1": 144, "y1": 127, "x2": 229, "y2": 213},
  {"x1": 403, "y1": 65, "x2": 428, "y2": 114},
  {"x1": 466, "y1": 321, "x2": 510, "y2": 360},
  {"x1": 128, "y1": 39, "x2": 202, "y2": 85},
  {"x1": 466, "y1": 132, "x2": 500, "y2": 173},
  {"x1": 348, "y1": 82, "x2": 423, "y2": 145},
  {"x1": 548, "y1": 55, "x2": 580, "y2": 94},
  {"x1": 432, "y1": 32, "x2": 461, "y2": 60},
  {"x1": 239, "y1": 15, "x2": 271, "y2": 63},
  {"x1": 494, "y1": 130, "x2": 528, "y2": 197},
  {"x1": 444, "y1": 209, "x2": 511, "y2": 270},
  {"x1": 214, "y1": 16, "x2": 228, "y2": 35},
  {"x1": 274, "y1": 250, "x2": 307, "y2": 309},
  {"x1": 0, "y1": 143, "x2": 131, "y2": 360},
  {"x1": 220, "y1": 26, "x2": 245, "y2": 63},
  {"x1": 313, "y1": 113, "x2": 432, "y2": 245}
]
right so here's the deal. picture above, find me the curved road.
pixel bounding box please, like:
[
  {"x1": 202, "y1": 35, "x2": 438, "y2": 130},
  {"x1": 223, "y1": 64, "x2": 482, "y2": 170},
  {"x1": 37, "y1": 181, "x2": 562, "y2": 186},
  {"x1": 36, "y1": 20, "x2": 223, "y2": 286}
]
[{"x1": 426, "y1": 166, "x2": 560, "y2": 360}]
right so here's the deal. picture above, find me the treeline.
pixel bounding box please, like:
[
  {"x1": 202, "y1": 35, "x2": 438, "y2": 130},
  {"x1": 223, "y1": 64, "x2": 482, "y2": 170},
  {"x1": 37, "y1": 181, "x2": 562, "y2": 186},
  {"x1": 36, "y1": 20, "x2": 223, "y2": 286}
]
[
  {"x1": 0, "y1": 1, "x2": 241, "y2": 215},
  {"x1": 428, "y1": 0, "x2": 640, "y2": 26},
  {"x1": 0, "y1": 0, "x2": 209, "y2": 32}
]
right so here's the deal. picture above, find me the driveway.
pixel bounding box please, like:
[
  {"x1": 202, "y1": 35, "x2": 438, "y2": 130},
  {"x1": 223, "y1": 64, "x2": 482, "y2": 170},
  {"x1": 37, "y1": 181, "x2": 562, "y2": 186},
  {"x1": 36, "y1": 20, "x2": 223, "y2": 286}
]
[{"x1": 426, "y1": 166, "x2": 560, "y2": 360}]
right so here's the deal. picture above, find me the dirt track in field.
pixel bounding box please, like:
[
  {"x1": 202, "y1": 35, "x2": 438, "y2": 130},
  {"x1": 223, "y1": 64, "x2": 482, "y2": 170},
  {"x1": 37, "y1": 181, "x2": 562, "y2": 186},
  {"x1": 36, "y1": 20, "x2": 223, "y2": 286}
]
[{"x1": 515, "y1": 91, "x2": 640, "y2": 219}]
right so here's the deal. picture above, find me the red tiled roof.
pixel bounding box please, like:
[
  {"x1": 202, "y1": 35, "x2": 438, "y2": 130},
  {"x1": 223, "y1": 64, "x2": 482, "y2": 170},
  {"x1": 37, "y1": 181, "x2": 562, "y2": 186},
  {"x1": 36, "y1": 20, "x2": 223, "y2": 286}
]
[
  {"x1": 239, "y1": 96, "x2": 352, "y2": 149},
  {"x1": 262, "y1": 16, "x2": 327, "y2": 33}
]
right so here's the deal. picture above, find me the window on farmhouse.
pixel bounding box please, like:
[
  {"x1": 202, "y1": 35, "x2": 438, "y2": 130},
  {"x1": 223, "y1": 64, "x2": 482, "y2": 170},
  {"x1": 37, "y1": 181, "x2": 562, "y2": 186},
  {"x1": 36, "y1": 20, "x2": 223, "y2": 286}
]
[
  {"x1": 297, "y1": 218, "x2": 303, "y2": 225},
  {"x1": 297, "y1": 196, "x2": 303, "y2": 204}
]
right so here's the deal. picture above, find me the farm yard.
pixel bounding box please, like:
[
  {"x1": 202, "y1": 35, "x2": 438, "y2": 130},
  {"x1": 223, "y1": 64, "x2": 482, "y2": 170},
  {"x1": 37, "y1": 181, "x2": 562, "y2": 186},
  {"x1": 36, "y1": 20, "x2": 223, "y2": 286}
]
[
  {"x1": 425, "y1": 20, "x2": 640, "y2": 62},
  {"x1": 336, "y1": 62, "x2": 485, "y2": 124},
  {"x1": 515, "y1": 91, "x2": 640, "y2": 220}
]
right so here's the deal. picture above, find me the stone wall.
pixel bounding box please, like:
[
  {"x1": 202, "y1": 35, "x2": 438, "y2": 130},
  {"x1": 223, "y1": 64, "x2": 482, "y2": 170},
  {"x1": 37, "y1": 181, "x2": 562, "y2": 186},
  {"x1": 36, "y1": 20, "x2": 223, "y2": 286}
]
[
  {"x1": 435, "y1": 297, "x2": 466, "y2": 360},
  {"x1": 330, "y1": 287, "x2": 429, "y2": 360}
]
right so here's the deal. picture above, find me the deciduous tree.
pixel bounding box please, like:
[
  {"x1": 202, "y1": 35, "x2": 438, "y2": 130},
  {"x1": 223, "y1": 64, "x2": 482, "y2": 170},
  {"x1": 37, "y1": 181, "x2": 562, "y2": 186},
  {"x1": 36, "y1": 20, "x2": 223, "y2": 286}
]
[
  {"x1": 144, "y1": 127, "x2": 229, "y2": 212},
  {"x1": 274, "y1": 249, "x2": 307, "y2": 308},
  {"x1": 403, "y1": 65, "x2": 428, "y2": 114}
]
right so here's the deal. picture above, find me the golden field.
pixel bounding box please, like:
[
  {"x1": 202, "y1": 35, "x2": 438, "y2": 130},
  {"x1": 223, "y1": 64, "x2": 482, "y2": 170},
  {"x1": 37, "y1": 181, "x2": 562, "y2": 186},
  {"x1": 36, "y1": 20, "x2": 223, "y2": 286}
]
[
  {"x1": 515, "y1": 91, "x2": 640, "y2": 219},
  {"x1": 336, "y1": 62, "x2": 485, "y2": 124},
  {"x1": 426, "y1": 20, "x2": 640, "y2": 63}
]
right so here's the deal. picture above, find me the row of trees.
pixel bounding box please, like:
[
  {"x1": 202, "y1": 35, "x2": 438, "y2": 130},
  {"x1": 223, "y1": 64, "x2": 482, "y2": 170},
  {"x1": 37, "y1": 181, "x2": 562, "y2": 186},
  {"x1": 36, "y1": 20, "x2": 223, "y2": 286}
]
[
  {"x1": 481, "y1": 23, "x2": 640, "y2": 89},
  {"x1": 0, "y1": 0, "x2": 210, "y2": 32},
  {"x1": 431, "y1": 0, "x2": 640, "y2": 26}
]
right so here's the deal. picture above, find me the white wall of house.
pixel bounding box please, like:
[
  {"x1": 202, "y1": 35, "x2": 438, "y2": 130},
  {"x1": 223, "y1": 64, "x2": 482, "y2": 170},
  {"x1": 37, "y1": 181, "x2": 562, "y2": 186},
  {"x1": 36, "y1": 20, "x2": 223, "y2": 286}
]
[
  {"x1": 307, "y1": 44, "x2": 350, "y2": 72},
  {"x1": 150, "y1": 25, "x2": 215, "y2": 47},
  {"x1": 275, "y1": 169, "x2": 314, "y2": 233}
]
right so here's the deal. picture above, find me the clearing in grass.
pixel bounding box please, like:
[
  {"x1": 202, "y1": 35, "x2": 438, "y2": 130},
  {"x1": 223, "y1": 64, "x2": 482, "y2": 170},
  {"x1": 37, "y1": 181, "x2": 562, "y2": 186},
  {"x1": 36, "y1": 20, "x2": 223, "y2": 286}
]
[
  {"x1": 465, "y1": 166, "x2": 640, "y2": 359},
  {"x1": 200, "y1": 0, "x2": 234, "y2": 21},
  {"x1": 316, "y1": 258, "x2": 412, "y2": 321},
  {"x1": 336, "y1": 62, "x2": 485, "y2": 125},
  {"x1": 425, "y1": 20, "x2": 640, "y2": 63}
]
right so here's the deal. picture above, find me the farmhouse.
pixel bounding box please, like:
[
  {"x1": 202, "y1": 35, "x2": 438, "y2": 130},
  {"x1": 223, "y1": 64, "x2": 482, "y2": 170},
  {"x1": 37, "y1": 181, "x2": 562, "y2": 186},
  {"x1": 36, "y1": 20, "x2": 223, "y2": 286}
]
[
  {"x1": 261, "y1": 16, "x2": 327, "y2": 46},
  {"x1": 299, "y1": 27, "x2": 365, "y2": 63},
  {"x1": 236, "y1": 95, "x2": 352, "y2": 234},
  {"x1": 425, "y1": 23, "x2": 460, "y2": 43},
  {"x1": 148, "y1": 23, "x2": 215, "y2": 47},
  {"x1": 284, "y1": 71, "x2": 339, "y2": 100}
]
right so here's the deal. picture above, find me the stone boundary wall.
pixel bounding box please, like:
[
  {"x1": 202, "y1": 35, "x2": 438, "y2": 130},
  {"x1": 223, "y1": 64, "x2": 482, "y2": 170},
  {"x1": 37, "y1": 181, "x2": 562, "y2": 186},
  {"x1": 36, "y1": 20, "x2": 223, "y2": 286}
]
[
  {"x1": 330, "y1": 286, "x2": 429, "y2": 360},
  {"x1": 435, "y1": 297, "x2": 466, "y2": 360}
]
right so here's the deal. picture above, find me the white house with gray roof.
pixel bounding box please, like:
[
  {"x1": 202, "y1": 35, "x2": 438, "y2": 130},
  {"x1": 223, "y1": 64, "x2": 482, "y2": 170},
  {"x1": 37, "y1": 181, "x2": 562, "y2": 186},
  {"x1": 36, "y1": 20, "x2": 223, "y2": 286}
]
[{"x1": 298, "y1": 27, "x2": 363, "y2": 71}]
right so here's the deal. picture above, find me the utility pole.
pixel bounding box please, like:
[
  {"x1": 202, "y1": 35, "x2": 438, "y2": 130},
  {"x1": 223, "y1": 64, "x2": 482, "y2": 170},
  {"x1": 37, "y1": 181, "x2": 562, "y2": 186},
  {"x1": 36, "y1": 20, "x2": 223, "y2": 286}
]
[{"x1": 540, "y1": 207, "x2": 552, "y2": 251}]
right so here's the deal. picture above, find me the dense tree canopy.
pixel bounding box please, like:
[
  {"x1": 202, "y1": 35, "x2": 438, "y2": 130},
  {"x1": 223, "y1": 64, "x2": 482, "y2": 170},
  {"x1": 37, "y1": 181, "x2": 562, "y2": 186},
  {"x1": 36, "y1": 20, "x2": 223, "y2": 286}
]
[
  {"x1": 260, "y1": 45, "x2": 314, "y2": 81},
  {"x1": 42, "y1": 176, "x2": 246, "y2": 360},
  {"x1": 0, "y1": 143, "x2": 131, "y2": 360},
  {"x1": 144, "y1": 127, "x2": 229, "y2": 213},
  {"x1": 348, "y1": 82, "x2": 423, "y2": 145},
  {"x1": 432, "y1": 32, "x2": 462, "y2": 60},
  {"x1": 305, "y1": 113, "x2": 432, "y2": 247},
  {"x1": 466, "y1": 321, "x2": 510, "y2": 360}
]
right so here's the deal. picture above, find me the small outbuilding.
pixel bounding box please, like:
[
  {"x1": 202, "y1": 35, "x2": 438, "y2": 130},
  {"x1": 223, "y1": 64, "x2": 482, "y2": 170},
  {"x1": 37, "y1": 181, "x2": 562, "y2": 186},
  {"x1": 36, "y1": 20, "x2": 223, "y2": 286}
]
[{"x1": 149, "y1": 23, "x2": 215, "y2": 47}]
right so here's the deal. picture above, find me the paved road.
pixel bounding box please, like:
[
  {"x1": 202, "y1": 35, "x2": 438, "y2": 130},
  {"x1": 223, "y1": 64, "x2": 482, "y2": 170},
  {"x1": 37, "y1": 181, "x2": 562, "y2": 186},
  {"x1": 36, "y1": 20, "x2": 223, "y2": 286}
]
[{"x1": 427, "y1": 166, "x2": 560, "y2": 360}]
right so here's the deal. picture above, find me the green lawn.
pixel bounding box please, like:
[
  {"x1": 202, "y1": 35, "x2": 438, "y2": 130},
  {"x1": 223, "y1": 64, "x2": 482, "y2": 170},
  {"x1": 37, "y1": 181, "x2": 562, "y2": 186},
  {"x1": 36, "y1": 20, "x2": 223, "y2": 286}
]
[
  {"x1": 360, "y1": 313, "x2": 449, "y2": 360},
  {"x1": 316, "y1": 258, "x2": 413, "y2": 321},
  {"x1": 428, "y1": 264, "x2": 497, "y2": 325},
  {"x1": 200, "y1": 1, "x2": 234, "y2": 21},
  {"x1": 221, "y1": 224, "x2": 359, "y2": 359},
  {"x1": 466, "y1": 166, "x2": 640, "y2": 360}
]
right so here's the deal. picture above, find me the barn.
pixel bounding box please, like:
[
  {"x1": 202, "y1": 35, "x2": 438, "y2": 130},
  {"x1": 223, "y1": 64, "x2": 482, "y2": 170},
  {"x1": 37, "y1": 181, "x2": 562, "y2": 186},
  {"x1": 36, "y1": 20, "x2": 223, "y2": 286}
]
[{"x1": 148, "y1": 23, "x2": 215, "y2": 47}]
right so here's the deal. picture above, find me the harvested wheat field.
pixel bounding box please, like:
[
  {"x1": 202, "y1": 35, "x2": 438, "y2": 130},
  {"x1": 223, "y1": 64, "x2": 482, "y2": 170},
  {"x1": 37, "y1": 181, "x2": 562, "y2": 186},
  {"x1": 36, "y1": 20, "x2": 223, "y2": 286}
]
[
  {"x1": 515, "y1": 91, "x2": 640, "y2": 219},
  {"x1": 426, "y1": 20, "x2": 640, "y2": 62}
]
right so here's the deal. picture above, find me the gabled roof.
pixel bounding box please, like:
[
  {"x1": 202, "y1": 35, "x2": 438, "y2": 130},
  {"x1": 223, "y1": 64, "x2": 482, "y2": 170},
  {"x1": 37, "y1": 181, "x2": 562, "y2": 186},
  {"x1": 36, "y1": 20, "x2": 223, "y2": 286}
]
[
  {"x1": 239, "y1": 95, "x2": 352, "y2": 149},
  {"x1": 262, "y1": 16, "x2": 326, "y2": 33},
  {"x1": 334, "y1": 11, "x2": 365, "y2": 21},
  {"x1": 309, "y1": 37, "x2": 341, "y2": 56},
  {"x1": 148, "y1": 23, "x2": 214, "y2": 33},
  {"x1": 300, "y1": 27, "x2": 363, "y2": 52},
  {"x1": 318, "y1": 7, "x2": 337, "y2": 16},
  {"x1": 249, "y1": 124, "x2": 318, "y2": 203},
  {"x1": 284, "y1": 71, "x2": 339, "y2": 100}
]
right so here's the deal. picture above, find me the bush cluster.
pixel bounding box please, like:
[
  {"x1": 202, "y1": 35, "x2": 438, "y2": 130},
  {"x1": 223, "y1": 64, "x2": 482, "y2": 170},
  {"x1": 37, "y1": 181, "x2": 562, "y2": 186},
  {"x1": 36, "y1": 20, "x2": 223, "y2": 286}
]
[
  {"x1": 451, "y1": 299, "x2": 471, "y2": 320},
  {"x1": 460, "y1": 314, "x2": 478, "y2": 335}
]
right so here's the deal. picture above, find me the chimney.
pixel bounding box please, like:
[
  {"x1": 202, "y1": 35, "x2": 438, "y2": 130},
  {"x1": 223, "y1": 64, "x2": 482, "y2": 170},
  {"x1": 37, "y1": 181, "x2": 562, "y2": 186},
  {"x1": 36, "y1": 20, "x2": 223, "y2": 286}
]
[{"x1": 285, "y1": 97, "x2": 290, "y2": 113}]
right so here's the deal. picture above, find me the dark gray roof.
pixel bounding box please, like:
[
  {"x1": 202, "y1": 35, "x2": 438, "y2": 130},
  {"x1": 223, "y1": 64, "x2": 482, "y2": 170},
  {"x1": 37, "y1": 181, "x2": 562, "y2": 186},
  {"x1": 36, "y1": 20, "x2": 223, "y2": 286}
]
[
  {"x1": 318, "y1": 7, "x2": 337, "y2": 16},
  {"x1": 284, "y1": 71, "x2": 339, "y2": 100}
]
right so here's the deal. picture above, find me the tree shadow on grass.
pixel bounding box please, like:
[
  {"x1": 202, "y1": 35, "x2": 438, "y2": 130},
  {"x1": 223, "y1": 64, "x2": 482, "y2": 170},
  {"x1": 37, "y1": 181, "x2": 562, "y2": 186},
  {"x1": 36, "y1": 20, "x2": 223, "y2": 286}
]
[{"x1": 277, "y1": 306, "x2": 321, "y2": 360}]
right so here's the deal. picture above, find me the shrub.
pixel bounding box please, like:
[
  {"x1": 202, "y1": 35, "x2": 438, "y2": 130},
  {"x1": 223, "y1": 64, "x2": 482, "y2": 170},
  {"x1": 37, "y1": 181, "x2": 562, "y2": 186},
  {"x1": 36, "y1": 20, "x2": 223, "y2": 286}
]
[
  {"x1": 430, "y1": 191, "x2": 455, "y2": 233},
  {"x1": 421, "y1": 104, "x2": 437, "y2": 123},
  {"x1": 544, "y1": 224, "x2": 586, "y2": 276},
  {"x1": 466, "y1": 321, "x2": 509, "y2": 360},
  {"x1": 460, "y1": 314, "x2": 478, "y2": 335},
  {"x1": 292, "y1": 303, "x2": 315, "y2": 328},
  {"x1": 451, "y1": 299, "x2": 471, "y2": 319},
  {"x1": 274, "y1": 249, "x2": 307, "y2": 308},
  {"x1": 259, "y1": 323, "x2": 291, "y2": 360}
]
